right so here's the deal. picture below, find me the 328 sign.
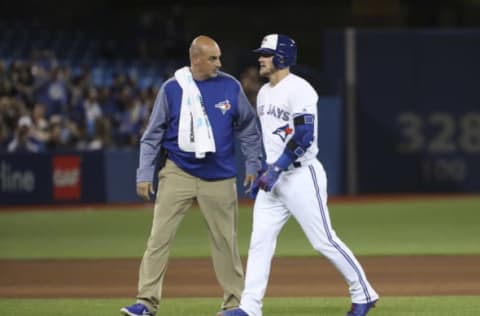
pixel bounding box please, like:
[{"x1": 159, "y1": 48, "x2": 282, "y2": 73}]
[
  {"x1": 396, "y1": 112, "x2": 480, "y2": 154},
  {"x1": 396, "y1": 112, "x2": 480, "y2": 184}
]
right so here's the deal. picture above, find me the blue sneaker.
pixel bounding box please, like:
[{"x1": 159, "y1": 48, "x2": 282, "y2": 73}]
[
  {"x1": 346, "y1": 300, "x2": 377, "y2": 316},
  {"x1": 216, "y1": 308, "x2": 249, "y2": 316},
  {"x1": 120, "y1": 303, "x2": 153, "y2": 316}
]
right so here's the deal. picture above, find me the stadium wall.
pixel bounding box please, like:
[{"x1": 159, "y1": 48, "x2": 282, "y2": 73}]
[
  {"x1": 324, "y1": 29, "x2": 480, "y2": 193},
  {"x1": 0, "y1": 150, "x2": 139, "y2": 206}
]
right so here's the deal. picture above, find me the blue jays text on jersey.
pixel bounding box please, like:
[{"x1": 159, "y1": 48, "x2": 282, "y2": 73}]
[{"x1": 258, "y1": 104, "x2": 290, "y2": 121}]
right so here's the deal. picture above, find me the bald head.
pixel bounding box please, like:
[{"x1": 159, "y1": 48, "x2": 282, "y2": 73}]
[
  {"x1": 189, "y1": 35, "x2": 222, "y2": 80},
  {"x1": 189, "y1": 35, "x2": 219, "y2": 59}
]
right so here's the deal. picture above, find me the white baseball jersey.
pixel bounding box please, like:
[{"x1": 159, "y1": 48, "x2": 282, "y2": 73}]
[
  {"x1": 239, "y1": 72, "x2": 379, "y2": 316},
  {"x1": 256, "y1": 73, "x2": 318, "y2": 164}
]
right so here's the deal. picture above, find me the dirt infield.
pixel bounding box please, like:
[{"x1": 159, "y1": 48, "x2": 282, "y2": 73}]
[{"x1": 1, "y1": 255, "x2": 479, "y2": 298}]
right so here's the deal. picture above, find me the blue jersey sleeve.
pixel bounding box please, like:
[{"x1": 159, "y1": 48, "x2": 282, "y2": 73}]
[
  {"x1": 235, "y1": 87, "x2": 263, "y2": 175},
  {"x1": 136, "y1": 85, "x2": 168, "y2": 182}
]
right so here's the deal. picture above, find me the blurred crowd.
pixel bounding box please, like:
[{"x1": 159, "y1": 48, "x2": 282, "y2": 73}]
[
  {"x1": 0, "y1": 49, "x2": 263, "y2": 154},
  {"x1": 0, "y1": 50, "x2": 160, "y2": 153}
]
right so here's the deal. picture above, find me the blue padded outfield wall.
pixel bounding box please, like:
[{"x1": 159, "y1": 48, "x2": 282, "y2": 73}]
[
  {"x1": 0, "y1": 151, "x2": 141, "y2": 206},
  {"x1": 324, "y1": 29, "x2": 480, "y2": 193}
]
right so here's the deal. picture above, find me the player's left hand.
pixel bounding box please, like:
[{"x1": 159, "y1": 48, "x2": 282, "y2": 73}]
[{"x1": 258, "y1": 164, "x2": 282, "y2": 192}]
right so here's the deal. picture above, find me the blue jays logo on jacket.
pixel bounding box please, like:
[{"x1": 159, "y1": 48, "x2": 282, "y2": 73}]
[
  {"x1": 214, "y1": 99, "x2": 232, "y2": 114},
  {"x1": 273, "y1": 124, "x2": 293, "y2": 142}
]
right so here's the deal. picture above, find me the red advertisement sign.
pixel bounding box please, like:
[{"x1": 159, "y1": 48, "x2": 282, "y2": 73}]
[{"x1": 52, "y1": 156, "x2": 81, "y2": 200}]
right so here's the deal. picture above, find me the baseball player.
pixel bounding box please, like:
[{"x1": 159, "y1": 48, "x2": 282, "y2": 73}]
[{"x1": 218, "y1": 34, "x2": 379, "y2": 316}]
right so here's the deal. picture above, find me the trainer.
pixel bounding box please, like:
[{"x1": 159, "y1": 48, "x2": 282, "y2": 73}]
[{"x1": 120, "y1": 35, "x2": 263, "y2": 316}]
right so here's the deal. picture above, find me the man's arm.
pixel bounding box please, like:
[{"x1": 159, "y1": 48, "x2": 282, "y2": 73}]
[
  {"x1": 234, "y1": 87, "x2": 263, "y2": 190},
  {"x1": 136, "y1": 85, "x2": 169, "y2": 199}
]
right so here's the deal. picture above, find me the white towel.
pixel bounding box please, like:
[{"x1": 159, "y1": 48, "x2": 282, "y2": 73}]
[{"x1": 175, "y1": 67, "x2": 216, "y2": 158}]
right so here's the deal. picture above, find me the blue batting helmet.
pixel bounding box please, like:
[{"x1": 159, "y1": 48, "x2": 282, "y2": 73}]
[{"x1": 253, "y1": 34, "x2": 297, "y2": 69}]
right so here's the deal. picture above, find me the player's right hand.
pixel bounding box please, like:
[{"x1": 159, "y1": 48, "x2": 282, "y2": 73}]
[
  {"x1": 258, "y1": 164, "x2": 282, "y2": 192},
  {"x1": 136, "y1": 181, "x2": 154, "y2": 200}
]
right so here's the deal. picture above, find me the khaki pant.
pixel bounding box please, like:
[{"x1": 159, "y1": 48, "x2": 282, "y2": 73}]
[{"x1": 136, "y1": 159, "x2": 244, "y2": 313}]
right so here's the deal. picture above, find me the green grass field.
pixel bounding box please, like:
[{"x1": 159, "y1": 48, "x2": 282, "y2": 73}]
[
  {"x1": 0, "y1": 196, "x2": 479, "y2": 259},
  {"x1": 1, "y1": 196, "x2": 479, "y2": 315},
  {"x1": 1, "y1": 297, "x2": 480, "y2": 316}
]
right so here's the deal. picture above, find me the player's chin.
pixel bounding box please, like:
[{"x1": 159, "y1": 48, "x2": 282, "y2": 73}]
[{"x1": 259, "y1": 68, "x2": 270, "y2": 77}]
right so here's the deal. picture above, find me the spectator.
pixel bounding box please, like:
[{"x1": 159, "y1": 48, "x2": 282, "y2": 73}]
[
  {"x1": 30, "y1": 102, "x2": 50, "y2": 142},
  {"x1": 71, "y1": 120, "x2": 89, "y2": 151},
  {"x1": 45, "y1": 115, "x2": 69, "y2": 151},
  {"x1": 7, "y1": 115, "x2": 44, "y2": 153},
  {"x1": 117, "y1": 96, "x2": 144, "y2": 147},
  {"x1": 1, "y1": 46, "x2": 166, "y2": 151},
  {"x1": 0, "y1": 118, "x2": 10, "y2": 152},
  {"x1": 239, "y1": 66, "x2": 262, "y2": 108},
  {"x1": 82, "y1": 87, "x2": 102, "y2": 138},
  {"x1": 87, "y1": 117, "x2": 112, "y2": 150},
  {"x1": 38, "y1": 66, "x2": 69, "y2": 117},
  {"x1": 12, "y1": 60, "x2": 36, "y2": 107}
]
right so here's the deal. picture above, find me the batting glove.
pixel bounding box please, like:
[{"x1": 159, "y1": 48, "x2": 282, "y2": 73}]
[{"x1": 258, "y1": 164, "x2": 282, "y2": 192}]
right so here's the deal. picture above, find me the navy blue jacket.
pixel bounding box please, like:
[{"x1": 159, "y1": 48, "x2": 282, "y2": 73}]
[{"x1": 137, "y1": 71, "x2": 262, "y2": 182}]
